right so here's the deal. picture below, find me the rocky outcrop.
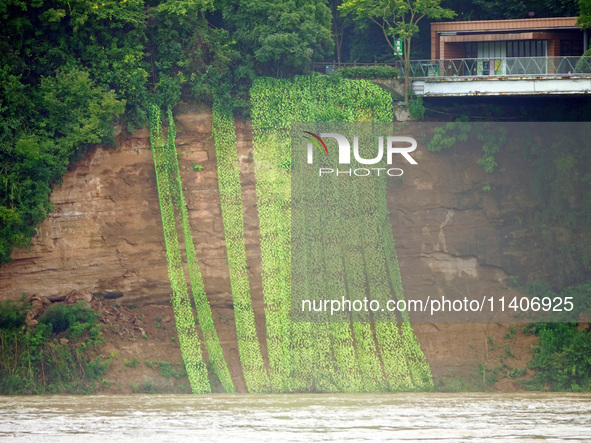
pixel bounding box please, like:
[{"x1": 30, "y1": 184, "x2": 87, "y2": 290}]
[
  {"x1": 0, "y1": 110, "x2": 238, "y2": 309},
  {"x1": 387, "y1": 137, "x2": 546, "y2": 312}
]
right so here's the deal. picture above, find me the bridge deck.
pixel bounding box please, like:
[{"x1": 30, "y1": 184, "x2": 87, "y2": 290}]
[{"x1": 412, "y1": 74, "x2": 591, "y2": 96}]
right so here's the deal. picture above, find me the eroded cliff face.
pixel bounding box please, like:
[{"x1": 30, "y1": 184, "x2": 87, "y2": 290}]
[
  {"x1": 0, "y1": 111, "x2": 234, "y2": 306},
  {"x1": 388, "y1": 135, "x2": 543, "y2": 383},
  {"x1": 0, "y1": 109, "x2": 544, "y2": 386},
  {"x1": 388, "y1": 132, "x2": 546, "y2": 313}
]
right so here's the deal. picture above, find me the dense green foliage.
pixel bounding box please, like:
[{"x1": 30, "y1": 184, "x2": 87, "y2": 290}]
[
  {"x1": 2, "y1": 0, "x2": 588, "y2": 395},
  {"x1": 0, "y1": 0, "x2": 333, "y2": 265},
  {"x1": 444, "y1": 0, "x2": 578, "y2": 21},
  {"x1": 579, "y1": 0, "x2": 591, "y2": 28},
  {"x1": 0, "y1": 298, "x2": 29, "y2": 329},
  {"x1": 0, "y1": 298, "x2": 109, "y2": 394},
  {"x1": 39, "y1": 301, "x2": 98, "y2": 336},
  {"x1": 221, "y1": 0, "x2": 333, "y2": 77},
  {"x1": 523, "y1": 322, "x2": 591, "y2": 391},
  {"x1": 339, "y1": 0, "x2": 456, "y2": 102},
  {"x1": 408, "y1": 95, "x2": 426, "y2": 120},
  {"x1": 1, "y1": 0, "x2": 584, "y2": 265},
  {"x1": 0, "y1": 69, "x2": 125, "y2": 265},
  {"x1": 334, "y1": 65, "x2": 399, "y2": 79}
]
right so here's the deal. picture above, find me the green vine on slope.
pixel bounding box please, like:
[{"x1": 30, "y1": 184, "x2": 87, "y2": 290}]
[
  {"x1": 212, "y1": 101, "x2": 270, "y2": 393},
  {"x1": 426, "y1": 117, "x2": 507, "y2": 173},
  {"x1": 149, "y1": 104, "x2": 210, "y2": 394},
  {"x1": 163, "y1": 107, "x2": 235, "y2": 393}
]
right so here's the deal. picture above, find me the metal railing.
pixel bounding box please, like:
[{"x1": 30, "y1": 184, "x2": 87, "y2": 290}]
[
  {"x1": 408, "y1": 57, "x2": 591, "y2": 78},
  {"x1": 311, "y1": 61, "x2": 399, "y2": 75},
  {"x1": 312, "y1": 57, "x2": 591, "y2": 78}
]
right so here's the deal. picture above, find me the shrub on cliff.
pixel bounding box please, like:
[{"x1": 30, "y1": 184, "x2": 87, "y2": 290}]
[
  {"x1": 0, "y1": 299, "x2": 108, "y2": 394},
  {"x1": 38, "y1": 301, "x2": 99, "y2": 337},
  {"x1": 334, "y1": 65, "x2": 400, "y2": 79},
  {"x1": 0, "y1": 297, "x2": 30, "y2": 330},
  {"x1": 524, "y1": 322, "x2": 591, "y2": 391}
]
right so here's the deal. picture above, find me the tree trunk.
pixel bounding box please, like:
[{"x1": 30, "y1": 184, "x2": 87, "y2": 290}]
[
  {"x1": 404, "y1": 67, "x2": 410, "y2": 103},
  {"x1": 330, "y1": 1, "x2": 344, "y2": 66},
  {"x1": 403, "y1": 38, "x2": 412, "y2": 103}
]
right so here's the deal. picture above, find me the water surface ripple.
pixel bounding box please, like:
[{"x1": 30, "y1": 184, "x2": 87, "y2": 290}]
[{"x1": 0, "y1": 393, "x2": 589, "y2": 442}]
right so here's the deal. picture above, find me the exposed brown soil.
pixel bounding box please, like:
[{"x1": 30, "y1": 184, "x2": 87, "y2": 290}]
[
  {"x1": 414, "y1": 322, "x2": 538, "y2": 391},
  {"x1": 85, "y1": 294, "x2": 539, "y2": 393},
  {"x1": 93, "y1": 299, "x2": 189, "y2": 394}
]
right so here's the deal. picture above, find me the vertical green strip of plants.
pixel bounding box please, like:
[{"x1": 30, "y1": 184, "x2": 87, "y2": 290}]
[
  {"x1": 355, "y1": 154, "x2": 412, "y2": 390},
  {"x1": 291, "y1": 133, "x2": 338, "y2": 392},
  {"x1": 368, "y1": 94, "x2": 432, "y2": 389},
  {"x1": 286, "y1": 85, "x2": 337, "y2": 392},
  {"x1": 148, "y1": 104, "x2": 210, "y2": 394},
  {"x1": 211, "y1": 101, "x2": 270, "y2": 393},
  {"x1": 346, "y1": 84, "x2": 432, "y2": 390},
  {"x1": 335, "y1": 154, "x2": 387, "y2": 391},
  {"x1": 313, "y1": 125, "x2": 364, "y2": 392},
  {"x1": 250, "y1": 75, "x2": 432, "y2": 392},
  {"x1": 252, "y1": 77, "x2": 344, "y2": 392},
  {"x1": 250, "y1": 78, "x2": 294, "y2": 391},
  {"x1": 164, "y1": 108, "x2": 235, "y2": 393},
  {"x1": 310, "y1": 78, "x2": 391, "y2": 392}
]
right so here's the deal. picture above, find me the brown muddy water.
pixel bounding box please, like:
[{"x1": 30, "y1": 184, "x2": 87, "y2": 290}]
[{"x1": 0, "y1": 393, "x2": 589, "y2": 442}]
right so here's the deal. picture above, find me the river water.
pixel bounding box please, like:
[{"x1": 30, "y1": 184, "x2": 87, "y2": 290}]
[{"x1": 0, "y1": 393, "x2": 589, "y2": 442}]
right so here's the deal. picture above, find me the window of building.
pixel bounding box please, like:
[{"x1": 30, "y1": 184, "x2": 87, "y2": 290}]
[
  {"x1": 560, "y1": 40, "x2": 584, "y2": 56},
  {"x1": 506, "y1": 40, "x2": 547, "y2": 57},
  {"x1": 465, "y1": 42, "x2": 478, "y2": 58}
]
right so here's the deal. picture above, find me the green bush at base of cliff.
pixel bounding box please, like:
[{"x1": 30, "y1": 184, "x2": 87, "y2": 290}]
[
  {"x1": 514, "y1": 280, "x2": 591, "y2": 392},
  {"x1": 523, "y1": 322, "x2": 591, "y2": 392},
  {"x1": 0, "y1": 298, "x2": 110, "y2": 395}
]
